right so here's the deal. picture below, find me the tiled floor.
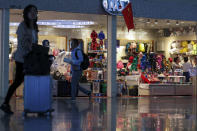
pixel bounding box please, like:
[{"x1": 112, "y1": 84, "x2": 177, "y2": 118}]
[{"x1": 0, "y1": 96, "x2": 197, "y2": 131}]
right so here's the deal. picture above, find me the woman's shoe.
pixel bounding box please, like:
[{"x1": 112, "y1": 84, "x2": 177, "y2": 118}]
[{"x1": 0, "y1": 104, "x2": 13, "y2": 115}]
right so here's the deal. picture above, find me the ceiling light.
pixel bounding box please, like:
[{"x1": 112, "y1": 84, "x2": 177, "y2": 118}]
[
  {"x1": 9, "y1": 22, "x2": 20, "y2": 26},
  {"x1": 155, "y1": 20, "x2": 158, "y2": 24},
  {"x1": 146, "y1": 19, "x2": 150, "y2": 24},
  {"x1": 53, "y1": 25, "x2": 85, "y2": 29},
  {"x1": 176, "y1": 21, "x2": 179, "y2": 26},
  {"x1": 167, "y1": 20, "x2": 170, "y2": 25},
  {"x1": 37, "y1": 20, "x2": 95, "y2": 26}
]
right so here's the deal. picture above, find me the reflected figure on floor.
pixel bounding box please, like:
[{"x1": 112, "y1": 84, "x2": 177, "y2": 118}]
[
  {"x1": 68, "y1": 102, "x2": 92, "y2": 131},
  {"x1": 0, "y1": 115, "x2": 11, "y2": 131},
  {"x1": 24, "y1": 116, "x2": 52, "y2": 131}
]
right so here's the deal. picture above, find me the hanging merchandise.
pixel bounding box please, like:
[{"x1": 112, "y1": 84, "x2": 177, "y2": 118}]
[
  {"x1": 139, "y1": 43, "x2": 145, "y2": 52},
  {"x1": 140, "y1": 55, "x2": 147, "y2": 72},
  {"x1": 156, "y1": 54, "x2": 163, "y2": 71},
  {"x1": 126, "y1": 56, "x2": 134, "y2": 71},
  {"x1": 180, "y1": 41, "x2": 188, "y2": 53},
  {"x1": 141, "y1": 74, "x2": 150, "y2": 84},
  {"x1": 130, "y1": 56, "x2": 138, "y2": 72},
  {"x1": 188, "y1": 41, "x2": 193, "y2": 54},
  {"x1": 144, "y1": 43, "x2": 148, "y2": 53},
  {"x1": 90, "y1": 30, "x2": 98, "y2": 50},
  {"x1": 192, "y1": 41, "x2": 197, "y2": 55},
  {"x1": 125, "y1": 43, "x2": 131, "y2": 55},
  {"x1": 98, "y1": 31, "x2": 105, "y2": 50},
  {"x1": 136, "y1": 43, "x2": 139, "y2": 53},
  {"x1": 117, "y1": 60, "x2": 124, "y2": 69},
  {"x1": 131, "y1": 42, "x2": 137, "y2": 53},
  {"x1": 137, "y1": 52, "x2": 143, "y2": 69}
]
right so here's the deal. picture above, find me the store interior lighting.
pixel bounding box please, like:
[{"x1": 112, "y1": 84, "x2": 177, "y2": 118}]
[
  {"x1": 167, "y1": 20, "x2": 170, "y2": 25},
  {"x1": 10, "y1": 20, "x2": 95, "y2": 28},
  {"x1": 53, "y1": 25, "x2": 85, "y2": 28},
  {"x1": 154, "y1": 20, "x2": 158, "y2": 24},
  {"x1": 176, "y1": 21, "x2": 179, "y2": 26},
  {"x1": 146, "y1": 19, "x2": 150, "y2": 24}
]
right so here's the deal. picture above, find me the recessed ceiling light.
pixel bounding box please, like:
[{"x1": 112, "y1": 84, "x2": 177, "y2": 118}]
[
  {"x1": 167, "y1": 20, "x2": 170, "y2": 25},
  {"x1": 176, "y1": 21, "x2": 179, "y2": 26},
  {"x1": 155, "y1": 20, "x2": 158, "y2": 24},
  {"x1": 53, "y1": 25, "x2": 85, "y2": 29},
  {"x1": 146, "y1": 19, "x2": 150, "y2": 24}
]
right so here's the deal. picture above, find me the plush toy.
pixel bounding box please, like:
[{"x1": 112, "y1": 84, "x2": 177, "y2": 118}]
[
  {"x1": 180, "y1": 41, "x2": 188, "y2": 53},
  {"x1": 166, "y1": 57, "x2": 173, "y2": 72},
  {"x1": 188, "y1": 41, "x2": 194, "y2": 54},
  {"x1": 156, "y1": 55, "x2": 163, "y2": 70},
  {"x1": 149, "y1": 53, "x2": 157, "y2": 72},
  {"x1": 98, "y1": 31, "x2": 105, "y2": 50},
  {"x1": 130, "y1": 56, "x2": 138, "y2": 72},
  {"x1": 125, "y1": 43, "x2": 131, "y2": 55},
  {"x1": 141, "y1": 74, "x2": 150, "y2": 83},
  {"x1": 161, "y1": 56, "x2": 167, "y2": 72},
  {"x1": 137, "y1": 52, "x2": 143, "y2": 69},
  {"x1": 117, "y1": 60, "x2": 124, "y2": 69},
  {"x1": 140, "y1": 55, "x2": 147, "y2": 72},
  {"x1": 170, "y1": 42, "x2": 179, "y2": 54},
  {"x1": 139, "y1": 43, "x2": 145, "y2": 52},
  {"x1": 90, "y1": 30, "x2": 98, "y2": 50},
  {"x1": 192, "y1": 41, "x2": 197, "y2": 55},
  {"x1": 130, "y1": 42, "x2": 137, "y2": 53},
  {"x1": 91, "y1": 30, "x2": 97, "y2": 41}
]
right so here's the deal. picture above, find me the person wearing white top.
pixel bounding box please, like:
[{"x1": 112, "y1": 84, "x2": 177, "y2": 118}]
[{"x1": 182, "y1": 57, "x2": 192, "y2": 82}]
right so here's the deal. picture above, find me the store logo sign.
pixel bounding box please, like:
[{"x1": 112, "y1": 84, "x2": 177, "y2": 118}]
[{"x1": 102, "y1": 0, "x2": 130, "y2": 15}]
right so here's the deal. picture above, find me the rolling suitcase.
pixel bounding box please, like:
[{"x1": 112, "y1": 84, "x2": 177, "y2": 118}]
[{"x1": 24, "y1": 75, "x2": 53, "y2": 116}]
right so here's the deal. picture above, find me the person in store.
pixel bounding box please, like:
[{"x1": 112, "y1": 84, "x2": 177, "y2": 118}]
[
  {"x1": 64, "y1": 39, "x2": 91, "y2": 101},
  {"x1": 182, "y1": 57, "x2": 192, "y2": 82},
  {"x1": 0, "y1": 5, "x2": 39, "y2": 114},
  {"x1": 172, "y1": 57, "x2": 182, "y2": 70}
]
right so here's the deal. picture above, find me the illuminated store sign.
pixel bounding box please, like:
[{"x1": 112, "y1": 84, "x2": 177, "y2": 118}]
[{"x1": 102, "y1": 0, "x2": 130, "y2": 15}]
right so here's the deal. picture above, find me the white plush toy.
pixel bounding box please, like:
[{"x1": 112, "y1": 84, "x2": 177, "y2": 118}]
[{"x1": 170, "y1": 42, "x2": 178, "y2": 54}]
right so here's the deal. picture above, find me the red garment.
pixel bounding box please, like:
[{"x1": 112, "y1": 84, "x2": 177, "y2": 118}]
[
  {"x1": 141, "y1": 74, "x2": 150, "y2": 84},
  {"x1": 122, "y1": 3, "x2": 134, "y2": 31},
  {"x1": 91, "y1": 30, "x2": 97, "y2": 39}
]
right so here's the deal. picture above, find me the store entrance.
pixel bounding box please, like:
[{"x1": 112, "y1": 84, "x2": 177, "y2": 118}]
[
  {"x1": 9, "y1": 9, "x2": 108, "y2": 97},
  {"x1": 116, "y1": 17, "x2": 197, "y2": 96}
]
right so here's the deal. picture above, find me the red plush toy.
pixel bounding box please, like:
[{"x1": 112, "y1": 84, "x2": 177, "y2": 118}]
[{"x1": 90, "y1": 30, "x2": 98, "y2": 50}]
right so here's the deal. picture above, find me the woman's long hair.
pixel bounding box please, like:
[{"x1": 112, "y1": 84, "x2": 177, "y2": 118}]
[
  {"x1": 70, "y1": 39, "x2": 80, "y2": 51},
  {"x1": 23, "y1": 4, "x2": 39, "y2": 32}
]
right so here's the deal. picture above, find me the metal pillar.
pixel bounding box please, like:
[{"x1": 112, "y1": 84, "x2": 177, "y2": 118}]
[
  {"x1": 107, "y1": 15, "x2": 117, "y2": 97},
  {"x1": 0, "y1": 8, "x2": 9, "y2": 98}
]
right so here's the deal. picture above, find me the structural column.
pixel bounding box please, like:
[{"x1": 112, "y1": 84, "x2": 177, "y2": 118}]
[
  {"x1": 0, "y1": 8, "x2": 10, "y2": 98},
  {"x1": 107, "y1": 15, "x2": 117, "y2": 97}
]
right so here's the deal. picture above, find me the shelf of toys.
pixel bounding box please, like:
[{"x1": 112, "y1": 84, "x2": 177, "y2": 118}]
[
  {"x1": 83, "y1": 30, "x2": 108, "y2": 96},
  {"x1": 116, "y1": 40, "x2": 193, "y2": 96}
]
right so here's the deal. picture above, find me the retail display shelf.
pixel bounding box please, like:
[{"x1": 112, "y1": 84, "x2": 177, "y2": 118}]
[
  {"x1": 88, "y1": 50, "x2": 107, "y2": 53},
  {"x1": 88, "y1": 80, "x2": 105, "y2": 82},
  {"x1": 88, "y1": 68, "x2": 104, "y2": 70},
  {"x1": 89, "y1": 59, "x2": 107, "y2": 62}
]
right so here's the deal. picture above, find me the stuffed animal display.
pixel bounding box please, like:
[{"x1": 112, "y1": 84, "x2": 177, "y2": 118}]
[
  {"x1": 90, "y1": 30, "x2": 98, "y2": 50},
  {"x1": 180, "y1": 41, "x2": 188, "y2": 53},
  {"x1": 89, "y1": 30, "x2": 106, "y2": 51},
  {"x1": 170, "y1": 40, "x2": 197, "y2": 55},
  {"x1": 98, "y1": 31, "x2": 105, "y2": 50}
]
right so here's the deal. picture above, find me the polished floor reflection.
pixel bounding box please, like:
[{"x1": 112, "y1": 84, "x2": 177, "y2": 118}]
[{"x1": 0, "y1": 96, "x2": 196, "y2": 131}]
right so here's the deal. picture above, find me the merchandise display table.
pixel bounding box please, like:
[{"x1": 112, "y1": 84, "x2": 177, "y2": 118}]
[{"x1": 139, "y1": 83, "x2": 193, "y2": 96}]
